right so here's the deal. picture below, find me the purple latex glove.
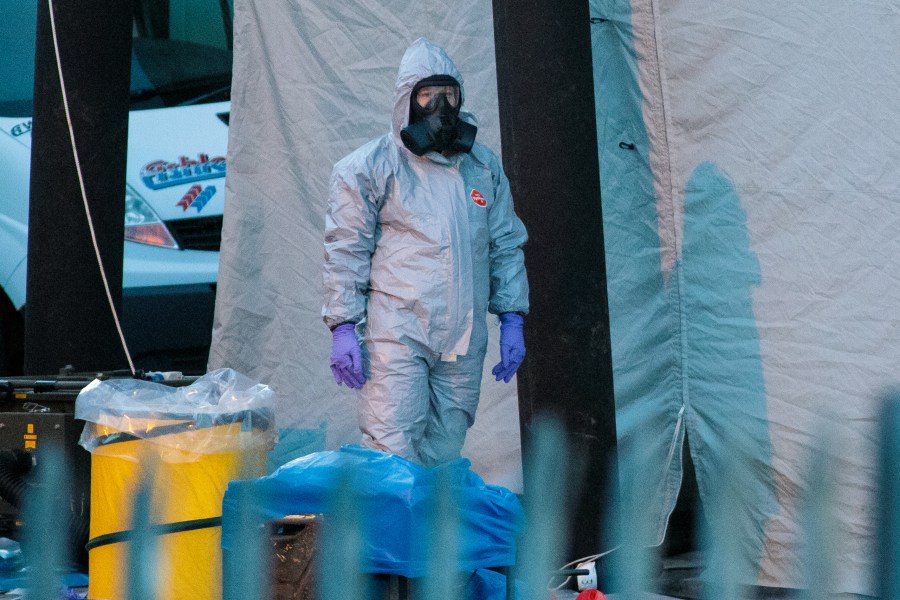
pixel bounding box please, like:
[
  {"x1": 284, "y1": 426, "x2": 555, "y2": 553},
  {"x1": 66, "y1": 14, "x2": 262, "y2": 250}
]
[
  {"x1": 492, "y1": 313, "x2": 525, "y2": 383},
  {"x1": 330, "y1": 323, "x2": 366, "y2": 389}
]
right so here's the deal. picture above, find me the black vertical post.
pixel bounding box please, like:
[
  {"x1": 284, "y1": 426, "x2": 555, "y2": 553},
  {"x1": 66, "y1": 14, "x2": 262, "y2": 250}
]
[
  {"x1": 877, "y1": 393, "x2": 900, "y2": 597},
  {"x1": 25, "y1": 0, "x2": 133, "y2": 374},
  {"x1": 492, "y1": 0, "x2": 618, "y2": 560}
]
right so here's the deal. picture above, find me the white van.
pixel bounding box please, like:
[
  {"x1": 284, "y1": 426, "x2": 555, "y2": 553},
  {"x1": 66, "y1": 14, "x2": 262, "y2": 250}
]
[{"x1": 0, "y1": 0, "x2": 232, "y2": 373}]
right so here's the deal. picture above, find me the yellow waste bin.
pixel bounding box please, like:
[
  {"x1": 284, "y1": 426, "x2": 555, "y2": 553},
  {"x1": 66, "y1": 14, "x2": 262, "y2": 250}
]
[{"x1": 75, "y1": 370, "x2": 274, "y2": 600}]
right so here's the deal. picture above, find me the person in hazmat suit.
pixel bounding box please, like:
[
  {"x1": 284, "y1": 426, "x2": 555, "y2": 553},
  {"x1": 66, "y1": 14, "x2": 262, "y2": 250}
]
[{"x1": 322, "y1": 38, "x2": 529, "y2": 467}]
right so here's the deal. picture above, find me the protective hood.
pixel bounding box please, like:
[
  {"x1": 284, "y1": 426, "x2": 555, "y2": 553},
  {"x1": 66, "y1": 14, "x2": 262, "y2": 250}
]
[{"x1": 391, "y1": 38, "x2": 475, "y2": 153}]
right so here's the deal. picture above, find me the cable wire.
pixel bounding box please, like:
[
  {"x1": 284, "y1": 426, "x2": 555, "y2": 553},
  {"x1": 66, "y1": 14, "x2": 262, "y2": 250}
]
[
  {"x1": 47, "y1": 0, "x2": 135, "y2": 374},
  {"x1": 547, "y1": 546, "x2": 620, "y2": 591}
]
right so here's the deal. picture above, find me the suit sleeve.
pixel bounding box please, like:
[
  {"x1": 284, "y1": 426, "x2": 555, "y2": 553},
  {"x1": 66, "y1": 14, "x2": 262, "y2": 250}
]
[
  {"x1": 322, "y1": 159, "x2": 379, "y2": 329},
  {"x1": 486, "y1": 158, "x2": 529, "y2": 315}
]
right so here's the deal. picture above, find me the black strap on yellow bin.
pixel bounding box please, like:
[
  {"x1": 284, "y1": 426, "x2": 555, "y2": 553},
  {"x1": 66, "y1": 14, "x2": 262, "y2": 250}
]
[{"x1": 85, "y1": 516, "x2": 222, "y2": 551}]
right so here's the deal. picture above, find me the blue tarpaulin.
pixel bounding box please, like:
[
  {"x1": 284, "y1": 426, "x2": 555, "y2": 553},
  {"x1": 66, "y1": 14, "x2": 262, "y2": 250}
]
[{"x1": 221, "y1": 446, "x2": 523, "y2": 578}]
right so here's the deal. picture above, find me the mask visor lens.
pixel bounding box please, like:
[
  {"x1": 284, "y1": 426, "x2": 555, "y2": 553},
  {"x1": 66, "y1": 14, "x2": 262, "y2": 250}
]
[{"x1": 415, "y1": 84, "x2": 460, "y2": 111}]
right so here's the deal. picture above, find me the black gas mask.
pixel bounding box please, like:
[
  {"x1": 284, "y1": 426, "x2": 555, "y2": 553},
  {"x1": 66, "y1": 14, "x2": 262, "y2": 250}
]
[{"x1": 400, "y1": 75, "x2": 477, "y2": 156}]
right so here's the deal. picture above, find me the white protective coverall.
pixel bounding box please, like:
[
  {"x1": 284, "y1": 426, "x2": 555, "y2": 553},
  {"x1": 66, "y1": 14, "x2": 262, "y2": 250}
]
[{"x1": 322, "y1": 38, "x2": 529, "y2": 466}]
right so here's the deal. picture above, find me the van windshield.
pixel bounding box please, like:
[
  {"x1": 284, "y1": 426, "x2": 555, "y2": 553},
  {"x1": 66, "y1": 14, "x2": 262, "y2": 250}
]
[{"x1": 0, "y1": 0, "x2": 233, "y2": 117}]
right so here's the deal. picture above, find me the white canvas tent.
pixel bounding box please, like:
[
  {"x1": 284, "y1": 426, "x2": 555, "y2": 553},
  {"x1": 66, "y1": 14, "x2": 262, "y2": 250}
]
[
  {"x1": 207, "y1": 1, "x2": 524, "y2": 488},
  {"x1": 210, "y1": 0, "x2": 900, "y2": 594}
]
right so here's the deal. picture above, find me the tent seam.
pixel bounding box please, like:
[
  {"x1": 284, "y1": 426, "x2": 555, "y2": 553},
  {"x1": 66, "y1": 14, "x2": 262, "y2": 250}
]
[
  {"x1": 646, "y1": 0, "x2": 688, "y2": 418},
  {"x1": 643, "y1": 0, "x2": 691, "y2": 546}
]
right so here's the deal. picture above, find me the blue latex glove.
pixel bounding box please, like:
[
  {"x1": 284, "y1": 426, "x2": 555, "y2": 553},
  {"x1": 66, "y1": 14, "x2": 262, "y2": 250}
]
[
  {"x1": 492, "y1": 313, "x2": 525, "y2": 383},
  {"x1": 330, "y1": 323, "x2": 366, "y2": 388}
]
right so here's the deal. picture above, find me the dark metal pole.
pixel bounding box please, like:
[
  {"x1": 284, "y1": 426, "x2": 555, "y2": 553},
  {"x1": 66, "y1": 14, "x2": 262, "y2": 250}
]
[
  {"x1": 25, "y1": 0, "x2": 133, "y2": 374},
  {"x1": 492, "y1": 0, "x2": 618, "y2": 560},
  {"x1": 877, "y1": 393, "x2": 900, "y2": 597}
]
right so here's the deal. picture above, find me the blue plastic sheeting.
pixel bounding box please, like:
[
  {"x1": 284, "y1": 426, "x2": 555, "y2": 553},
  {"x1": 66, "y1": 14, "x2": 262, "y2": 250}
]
[
  {"x1": 0, "y1": 572, "x2": 88, "y2": 596},
  {"x1": 221, "y1": 446, "x2": 523, "y2": 577},
  {"x1": 467, "y1": 568, "x2": 523, "y2": 600}
]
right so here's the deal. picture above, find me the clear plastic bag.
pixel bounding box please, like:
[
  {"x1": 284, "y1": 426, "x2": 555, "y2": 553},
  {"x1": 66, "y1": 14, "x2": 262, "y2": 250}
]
[{"x1": 75, "y1": 368, "x2": 276, "y2": 459}]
